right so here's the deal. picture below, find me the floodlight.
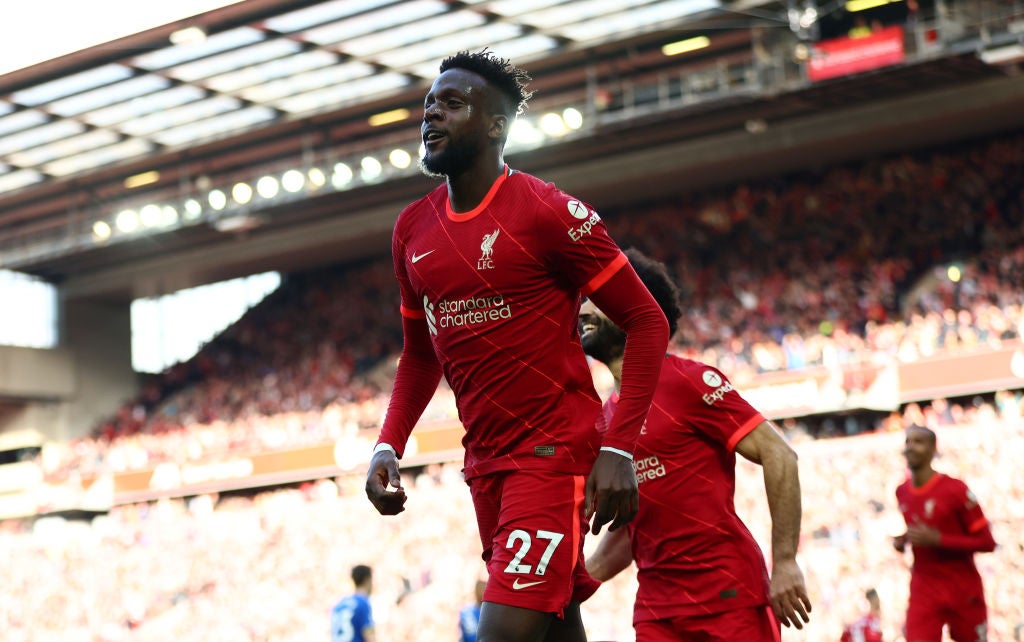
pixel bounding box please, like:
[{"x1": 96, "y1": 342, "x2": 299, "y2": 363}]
[
  {"x1": 115, "y1": 210, "x2": 140, "y2": 233},
  {"x1": 562, "y1": 108, "x2": 583, "y2": 130},
  {"x1": 92, "y1": 221, "x2": 112, "y2": 240},
  {"x1": 539, "y1": 112, "x2": 568, "y2": 137},
  {"x1": 184, "y1": 198, "x2": 203, "y2": 220},
  {"x1": 139, "y1": 204, "x2": 162, "y2": 227},
  {"x1": 360, "y1": 156, "x2": 382, "y2": 180},
  {"x1": 232, "y1": 182, "x2": 253, "y2": 204},
  {"x1": 282, "y1": 169, "x2": 305, "y2": 193},
  {"x1": 256, "y1": 176, "x2": 280, "y2": 199},
  {"x1": 389, "y1": 149, "x2": 412, "y2": 169},
  {"x1": 332, "y1": 163, "x2": 353, "y2": 188},
  {"x1": 161, "y1": 206, "x2": 179, "y2": 227},
  {"x1": 209, "y1": 189, "x2": 228, "y2": 210},
  {"x1": 308, "y1": 167, "x2": 327, "y2": 188}
]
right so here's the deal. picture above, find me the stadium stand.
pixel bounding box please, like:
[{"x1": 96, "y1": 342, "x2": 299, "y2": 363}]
[{"x1": 31, "y1": 130, "x2": 1024, "y2": 477}]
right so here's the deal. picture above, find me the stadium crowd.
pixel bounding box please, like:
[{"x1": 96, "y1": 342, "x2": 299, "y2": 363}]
[
  {"x1": 9, "y1": 130, "x2": 1024, "y2": 639},
  {"x1": 32, "y1": 131, "x2": 1024, "y2": 478},
  {"x1": 3, "y1": 409, "x2": 1021, "y2": 641}
]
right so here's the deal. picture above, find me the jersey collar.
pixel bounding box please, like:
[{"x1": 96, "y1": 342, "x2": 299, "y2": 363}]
[{"x1": 446, "y1": 165, "x2": 512, "y2": 222}]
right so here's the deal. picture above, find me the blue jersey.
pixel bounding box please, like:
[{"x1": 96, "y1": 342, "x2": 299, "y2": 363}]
[
  {"x1": 331, "y1": 593, "x2": 373, "y2": 642},
  {"x1": 459, "y1": 603, "x2": 481, "y2": 642}
]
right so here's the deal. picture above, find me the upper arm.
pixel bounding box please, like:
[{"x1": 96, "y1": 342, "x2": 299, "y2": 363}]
[
  {"x1": 585, "y1": 258, "x2": 662, "y2": 330},
  {"x1": 735, "y1": 420, "x2": 795, "y2": 466},
  {"x1": 532, "y1": 188, "x2": 626, "y2": 293},
  {"x1": 956, "y1": 481, "x2": 989, "y2": 533},
  {"x1": 392, "y1": 213, "x2": 421, "y2": 313},
  {"x1": 675, "y1": 363, "x2": 763, "y2": 451}
]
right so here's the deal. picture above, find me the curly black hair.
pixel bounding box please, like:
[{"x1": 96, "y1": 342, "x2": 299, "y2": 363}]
[
  {"x1": 625, "y1": 247, "x2": 682, "y2": 339},
  {"x1": 439, "y1": 49, "x2": 533, "y2": 117}
]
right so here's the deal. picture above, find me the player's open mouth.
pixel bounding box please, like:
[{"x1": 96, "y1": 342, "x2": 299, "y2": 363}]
[
  {"x1": 423, "y1": 129, "x2": 446, "y2": 148},
  {"x1": 580, "y1": 320, "x2": 597, "y2": 339}
]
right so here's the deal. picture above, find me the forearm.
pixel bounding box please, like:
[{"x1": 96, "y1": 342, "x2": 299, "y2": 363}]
[
  {"x1": 377, "y1": 316, "x2": 443, "y2": 457},
  {"x1": 586, "y1": 527, "x2": 632, "y2": 581},
  {"x1": 589, "y1": 266, "x2": 669, "y2": 453},
  {"x1": 762, "y1": 443, "x2": 802, "y2": 562},
  {"x1": 940, "y1": 527, "x2": 996, "y2": 553}
]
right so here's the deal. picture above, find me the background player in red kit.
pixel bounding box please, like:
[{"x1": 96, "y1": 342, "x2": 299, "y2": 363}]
[
  {"x1": 584, "y1": 249, "x2": 811, "y2": 641},
  {"x1": 840, "y1": 588, "x2": 883, "y2": 642},
  {"x1": 894, "y1": 425, "x2": 996, "y2": 642},
  {"x1": 364, "y1": 50, "x2": 670, "y2": 642}
]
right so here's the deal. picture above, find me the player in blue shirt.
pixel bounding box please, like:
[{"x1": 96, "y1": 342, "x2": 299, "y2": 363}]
[
  {"x1": 331, "y1": 565, "x2": 375, "y2": 642},
  {"x1": 458, "y1": 579, "x2": 486, "y2": 642}
]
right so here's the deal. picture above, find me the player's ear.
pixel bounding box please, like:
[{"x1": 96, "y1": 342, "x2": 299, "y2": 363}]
[{"x1": 488, "y1": 114, "x2": 508, "y2": 141}]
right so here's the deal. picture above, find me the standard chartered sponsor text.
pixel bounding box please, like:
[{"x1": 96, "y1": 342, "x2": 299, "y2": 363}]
[
  {"x1": 634, "y1": 455, "x2": 666, "y2": 484},
  {"x1": 437, "y1": 294, "x2": 512, "y2": 328}
]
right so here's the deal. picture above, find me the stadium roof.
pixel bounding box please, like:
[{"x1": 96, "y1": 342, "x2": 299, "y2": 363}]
[
  {"x1": 0, "y1": 0, "x2": 727, "y2": 192},
  {"x1": 1, "y1": 0, "x2": 1021, "y2": 298}
]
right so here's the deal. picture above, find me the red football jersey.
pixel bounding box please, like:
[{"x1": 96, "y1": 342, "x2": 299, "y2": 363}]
[
  {"x1": 603, "y1": 356, "x2": 770, "y2": 621},
  {"x1": 394, "y1": 167, "x2": 626, "y2": 479},
  {"x1": 841, "y1": 613, "x2": 883, "y2": 642},
  {"x1": 895, "y1": 472, "x2": 989, "y2": 585}
]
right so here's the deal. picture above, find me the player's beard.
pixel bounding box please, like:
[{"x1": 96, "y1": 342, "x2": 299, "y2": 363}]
[
  {"x1": 581, "y1": 318, "x2": 626, "y2": 366},
  {"x1": 420, "y1": 135, "x2": 477, "y2": 179}
]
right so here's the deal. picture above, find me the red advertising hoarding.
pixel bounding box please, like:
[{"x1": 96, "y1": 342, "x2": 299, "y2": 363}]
[{"x1": 808, "y1": 25, "x2": 906, "y2": 82}]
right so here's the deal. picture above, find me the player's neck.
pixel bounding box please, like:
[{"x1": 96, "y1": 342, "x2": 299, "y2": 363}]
[
  {"x1": 910, "y1": 465, "x2": 935, "y2": 487},
  {"x1": 446, "y1": 158, "x2": 506, "y2": 213},
  {"x1": 609, "y1": 356, "x2": 623, "y2": 391}
]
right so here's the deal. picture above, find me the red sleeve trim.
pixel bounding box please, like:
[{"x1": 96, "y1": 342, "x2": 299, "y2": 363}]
[
  {"x1": 400, "y1": 304, "x2": 425, "y2": 319},
  {"x1": 967, "y1": 517, "x2": 989, "y2": 533},
  {"x1": 582, "y1": 251, "x2": 628, "y2": 296},
  {"x1": 727, "y1": 413, "x2": 765, "y2": 452}
]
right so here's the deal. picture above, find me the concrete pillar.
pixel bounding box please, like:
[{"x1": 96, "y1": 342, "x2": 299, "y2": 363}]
[{"x1": 61, "y1": 299, "x2": 137, "y2": 441}]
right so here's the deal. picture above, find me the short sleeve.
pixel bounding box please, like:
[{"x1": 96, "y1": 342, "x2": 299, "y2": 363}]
[
  {"x1": 533, "y1": 186, "x2": 627, "y2": 295},
  {"x1": 355, "y1": 597, "x2": 373, "y2": 629},
  {"x1": 670, "y1": 362, "x2": 764, "y2": 451}
]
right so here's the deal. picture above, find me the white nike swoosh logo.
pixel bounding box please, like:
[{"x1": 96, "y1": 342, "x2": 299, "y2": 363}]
[
  {"x1": 512, "y1": 578, "x2": 546, "y2": 590},
  {"x1": 411, "y1": 250, "x2": 435, "y2": 263}
]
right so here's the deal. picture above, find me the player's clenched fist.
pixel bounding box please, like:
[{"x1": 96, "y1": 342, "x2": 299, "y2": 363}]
[
  {"x1": 365, "y1": 450, "x2": 407, "y2": 515},
  {"x1": 586, "y1": 450, "x2": 640, "y2": 535}
]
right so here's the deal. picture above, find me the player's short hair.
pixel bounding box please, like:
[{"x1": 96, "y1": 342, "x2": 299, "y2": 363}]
[
  {"x1": 865, "y1": 588, "x2": 878, "y2": 600},
  {"x1": 440, "y1": 49, "x2": 533, "y2": 117},
  {"x1": 352, "y1": 564, "x2": 372, "y2": 586},
  {"x1": 625, "y1": 248, "x2": 682, "y2": 338},
  {"x1": 907, "y1": 424, "x2": 937, "y2": 447}
]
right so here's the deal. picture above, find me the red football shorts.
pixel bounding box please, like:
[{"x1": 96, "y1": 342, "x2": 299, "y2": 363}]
[
  {"x1": 905, "y1": 578, "x2": 987, "y2": 642},
  {"x1": 469, "y1": 469, "x2": 600, "y2": 617},
  {"x1": 633, "y1": 605, "x2": 780, "y2": 642}
]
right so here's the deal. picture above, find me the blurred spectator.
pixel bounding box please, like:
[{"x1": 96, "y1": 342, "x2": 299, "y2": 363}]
[
  {"x1": 840, "y1": 588, "x2": 883, "y2": 642},
  {"x1": 331, "y1": 564, "x2": 375, "y2": 642},
  {"x1": 458, "y1": 579, "x2": 485, "y2": 642}
]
